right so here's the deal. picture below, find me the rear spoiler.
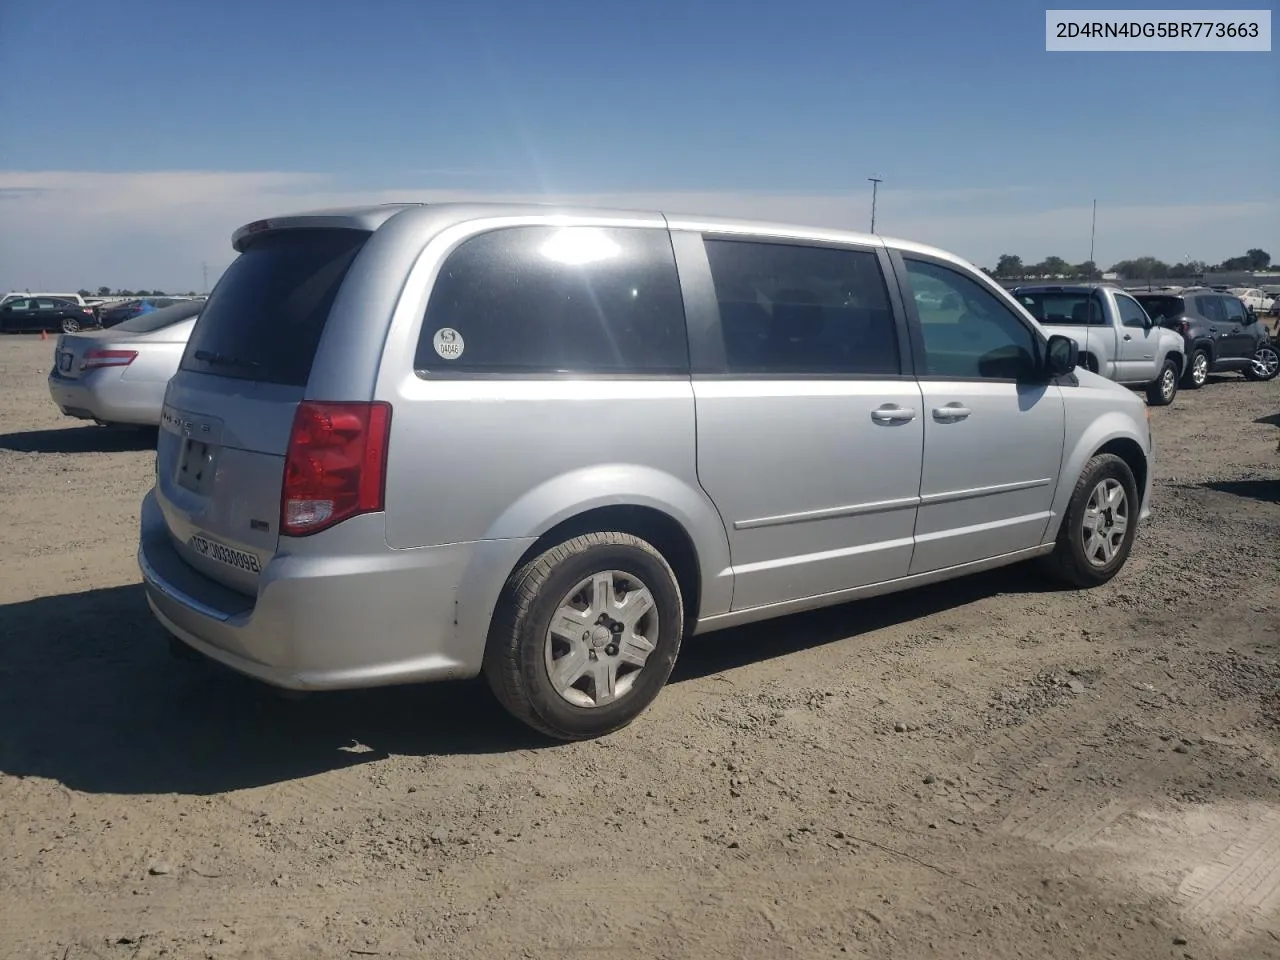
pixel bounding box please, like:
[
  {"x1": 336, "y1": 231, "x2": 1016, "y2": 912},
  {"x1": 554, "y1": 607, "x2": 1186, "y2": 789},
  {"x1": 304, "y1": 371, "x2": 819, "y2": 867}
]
[{"x1": 230, "y1": 204, "x2": 424, "y2": 252}]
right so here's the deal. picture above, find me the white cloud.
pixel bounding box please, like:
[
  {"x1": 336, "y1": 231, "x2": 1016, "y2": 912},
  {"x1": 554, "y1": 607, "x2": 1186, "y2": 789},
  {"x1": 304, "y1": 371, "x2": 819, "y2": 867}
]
[{"x1": 0, "y1": 169, "x2": 1275, "y2": 291}]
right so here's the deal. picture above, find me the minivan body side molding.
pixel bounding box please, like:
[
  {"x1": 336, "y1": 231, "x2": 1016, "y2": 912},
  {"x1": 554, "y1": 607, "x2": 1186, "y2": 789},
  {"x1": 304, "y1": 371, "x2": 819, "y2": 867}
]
[
  {"x1": 692, "y1": 543, "x2": 1055, "y2": 635},
  {"x1": 735, "y1": 495, "x2": 921, "y2": 530}
]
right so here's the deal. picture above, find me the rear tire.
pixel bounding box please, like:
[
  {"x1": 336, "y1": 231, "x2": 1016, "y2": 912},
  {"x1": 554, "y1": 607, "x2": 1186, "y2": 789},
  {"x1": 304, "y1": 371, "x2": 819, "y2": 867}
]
[
  {"x1": 60, "y1": 318, "x2": 80, "y2": 333},
  {"x1": 1182, "y1": 349, "x2": 1209, "y2": 389},
  {"x1": 1145, "y1": 358, "x2": 1179, "y2": 406},
  {"x1": 1039, "y1": 453, "x2": 1139, "y2": 589},
  {"x1": 483, "y1": 532, "x2": 684, "y2": 741},
  {"x1": 1244, "y1": 344, "x2": 1279, "y2": 382}
]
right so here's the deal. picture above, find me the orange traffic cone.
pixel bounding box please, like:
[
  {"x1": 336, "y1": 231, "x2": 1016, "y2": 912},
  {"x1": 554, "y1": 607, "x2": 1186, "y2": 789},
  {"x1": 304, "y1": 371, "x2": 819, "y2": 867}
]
[{"x1": 40, "y1": 330, "x2": 47, "y2": 341}]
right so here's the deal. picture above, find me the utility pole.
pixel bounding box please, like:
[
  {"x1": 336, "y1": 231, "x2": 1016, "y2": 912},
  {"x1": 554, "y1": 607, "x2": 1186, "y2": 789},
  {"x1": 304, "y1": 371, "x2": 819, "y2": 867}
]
[{"x1": 868, "y1": 178, "x2": 883, "y2": 234}]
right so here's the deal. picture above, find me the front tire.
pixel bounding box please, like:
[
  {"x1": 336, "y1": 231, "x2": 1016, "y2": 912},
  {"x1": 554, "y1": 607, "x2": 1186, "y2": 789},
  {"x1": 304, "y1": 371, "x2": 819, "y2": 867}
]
[
  {"x1": 483, "y1": 532, "x2": 684, "y2": 741},
  {"x1": 1040, "y1": 453, "x2": 1139, "y2": 589},
  {"x1": 1182, "y1": 349, "x2": 1209, "y2": 389},
  {"x1": 1146, "y1": 358, "x2": 1179, "y2": 406},
  {"x1": 1244, "y1": 344, "x2": 1279, "y2": 382}
]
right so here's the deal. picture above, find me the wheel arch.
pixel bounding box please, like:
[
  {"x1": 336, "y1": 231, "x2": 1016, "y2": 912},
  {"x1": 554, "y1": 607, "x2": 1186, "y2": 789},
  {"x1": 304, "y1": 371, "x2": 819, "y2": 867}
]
[
  {"x1": 511, "y1": 505, "x2": 706, "y2": 633},
  {"x1": 1047, "y1": 414, "x2": 1151, "y2": 543},
  {"x1": 1094, "y1": 437, "x2": 1148, "y2": 511},
  {"x1": 459, "y1": 465, "x2": 733, "y2": 643}
]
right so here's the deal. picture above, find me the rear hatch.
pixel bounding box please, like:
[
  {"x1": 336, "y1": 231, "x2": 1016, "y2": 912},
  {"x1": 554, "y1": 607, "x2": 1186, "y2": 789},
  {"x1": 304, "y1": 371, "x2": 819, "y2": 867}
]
[{"x1": 154, "y1": 228, "x2": 371, "y2": 596}]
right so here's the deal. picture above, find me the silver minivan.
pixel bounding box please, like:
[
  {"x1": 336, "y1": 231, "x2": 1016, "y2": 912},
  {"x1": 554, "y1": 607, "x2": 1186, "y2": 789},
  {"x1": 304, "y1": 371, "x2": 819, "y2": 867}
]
[{"x1": 139, "y1": 203, "x2": 1154, "y2": 740}]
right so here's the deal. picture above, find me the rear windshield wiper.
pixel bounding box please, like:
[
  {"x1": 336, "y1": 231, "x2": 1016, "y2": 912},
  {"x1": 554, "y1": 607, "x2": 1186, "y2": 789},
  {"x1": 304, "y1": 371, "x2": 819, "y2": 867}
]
[{"x1": 193, "y1": 349, "x2": 261, "y2": 371}]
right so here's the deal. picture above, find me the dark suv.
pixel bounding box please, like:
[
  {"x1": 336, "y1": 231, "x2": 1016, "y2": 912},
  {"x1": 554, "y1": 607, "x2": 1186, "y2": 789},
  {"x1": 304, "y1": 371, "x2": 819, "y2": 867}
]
[{"x1": 1134, "y1": 290, "x2": 1278, "y2": 387}]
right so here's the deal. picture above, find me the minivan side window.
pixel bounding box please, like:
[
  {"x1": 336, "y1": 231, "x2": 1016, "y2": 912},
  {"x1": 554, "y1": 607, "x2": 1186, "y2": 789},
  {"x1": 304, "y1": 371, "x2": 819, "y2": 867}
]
[
  {"x1": 903, "y1": 258, "x2": 1039, "y2": 381},
  {"x1": 416, "y1": 226, "x2": 688, "y2": 376},
  {"x1": 701, "y1": 239, "x2": 900, "y2": 375}
]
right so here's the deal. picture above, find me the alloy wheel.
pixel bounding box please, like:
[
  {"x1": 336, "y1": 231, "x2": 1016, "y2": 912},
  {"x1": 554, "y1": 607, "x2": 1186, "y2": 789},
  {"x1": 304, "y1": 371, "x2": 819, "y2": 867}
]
[
  {"x1": 1252, "y1": 346, "x2": 1279, "y2": 379},
  {"x1": 1191, "y1": 353, "x2": 1208, "y2": 385}
]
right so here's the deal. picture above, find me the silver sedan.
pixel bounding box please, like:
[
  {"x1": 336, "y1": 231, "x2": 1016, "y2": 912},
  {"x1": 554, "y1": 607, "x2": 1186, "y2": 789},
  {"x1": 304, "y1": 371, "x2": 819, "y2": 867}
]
[{"x1": 48, "y1": 299, "x2": 204, "y2": 427}]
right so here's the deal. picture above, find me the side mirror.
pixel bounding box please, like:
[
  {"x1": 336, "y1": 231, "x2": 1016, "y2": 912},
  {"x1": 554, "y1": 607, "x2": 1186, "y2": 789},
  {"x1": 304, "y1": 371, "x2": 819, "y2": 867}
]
[{"x1": 1045, "y1": 334, "x2": 1079, "y2": 378}]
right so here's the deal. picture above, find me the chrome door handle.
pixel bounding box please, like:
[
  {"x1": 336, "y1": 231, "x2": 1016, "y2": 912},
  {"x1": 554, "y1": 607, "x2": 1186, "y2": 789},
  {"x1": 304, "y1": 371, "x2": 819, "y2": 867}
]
[
  {"x1": 871, "y1": 404, "x2": 916, "y2": 424},
  {"x1": 932, "y1": 403, "x2": 972, "y2": 422}
]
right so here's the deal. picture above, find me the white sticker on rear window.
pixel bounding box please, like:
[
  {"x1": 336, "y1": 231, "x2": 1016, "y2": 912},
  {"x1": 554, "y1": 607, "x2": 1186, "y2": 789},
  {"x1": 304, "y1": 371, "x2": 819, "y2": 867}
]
[{"x1": 433, "y1": 327, "x2": 464, "y2": 360}]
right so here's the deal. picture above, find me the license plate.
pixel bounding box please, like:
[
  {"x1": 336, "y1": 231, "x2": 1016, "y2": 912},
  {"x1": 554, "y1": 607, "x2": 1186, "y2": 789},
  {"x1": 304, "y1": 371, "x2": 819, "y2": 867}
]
[
  {"x1": 58, "y1": 352, "x2": 73, "y2": 373},
  {"x1": 177, "y1": 438, "x2": 215, "y2": 494},
  {"x1": 188, "y1": 534, "x2": 261, "y2": 574}
]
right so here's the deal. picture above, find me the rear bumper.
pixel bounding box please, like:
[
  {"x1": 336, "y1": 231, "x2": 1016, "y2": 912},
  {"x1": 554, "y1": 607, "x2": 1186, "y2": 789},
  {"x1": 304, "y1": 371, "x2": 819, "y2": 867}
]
[
  {"x1": 48, "y1": 368, "x2": 165, "y2": 425},
  {"x1": 137, "y1": 490, "x2": 527, "y2": 690}
]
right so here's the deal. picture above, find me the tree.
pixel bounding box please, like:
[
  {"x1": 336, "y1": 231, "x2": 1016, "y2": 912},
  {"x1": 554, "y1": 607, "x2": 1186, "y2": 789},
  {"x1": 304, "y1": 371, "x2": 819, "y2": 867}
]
[
  {"x1": 1245, "y1": 248, "x2": 1271, "y2": 271},
  {"x1": 1109, "y1": 257, "x2": 1170, "y2": 281},
  {"x1": 995, "y1": 254, "x2": 1024, "y2": 279},
  {"x1": 1036, "y1": 256, "x2": 1070, "y2": 278},
  {"x1": 96, "y1": 286, "x2": 111, "y2": 297},
  {"x1": 77, "y1": 288, "x2": 91, "y2": 297},
  {"x1": 1073, "y1": 260, "x2": 1101, "y2": 280}
]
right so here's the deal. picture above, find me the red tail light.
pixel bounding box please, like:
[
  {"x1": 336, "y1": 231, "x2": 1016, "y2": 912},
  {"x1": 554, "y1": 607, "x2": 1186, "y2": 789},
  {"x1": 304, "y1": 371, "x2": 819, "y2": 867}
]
[
  {"x1": 1178, "y1": 319, "x2": 1190, "y2": 336},
  {"x1": 81, "y1": 348, "x2": 137, "y2": 370},
  {"x1": 281, "y1": 401, "x2": 392, "y2": 537}
]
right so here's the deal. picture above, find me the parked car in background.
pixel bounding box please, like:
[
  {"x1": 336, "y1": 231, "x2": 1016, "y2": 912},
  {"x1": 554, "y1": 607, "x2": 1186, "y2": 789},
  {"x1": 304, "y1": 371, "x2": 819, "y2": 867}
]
[
  {"x1": 1136, "y1": 291, "x2": 1279, "y2": 385},
  {"x1": 138, "y1": 203, "x2": 1153, "y2": 741},
  {"x1": 98, "y1": 297, "x2": 184, "y2": 328},
  {"x1": 48, "y1": 299, "x2": 205, "y2": 426},
  {"x1": 0, "y1": 296, "x2": 99, "y2": 333},
  {"x1": 1, "y1": 291, "x2": 91, "y2": 308},
  {"x1": 1228, "y1": 288, "x2": 1275, "y2": 315},
  {"x1": 1011, "y1": 283, "x2": 1186, "y2": 405}
]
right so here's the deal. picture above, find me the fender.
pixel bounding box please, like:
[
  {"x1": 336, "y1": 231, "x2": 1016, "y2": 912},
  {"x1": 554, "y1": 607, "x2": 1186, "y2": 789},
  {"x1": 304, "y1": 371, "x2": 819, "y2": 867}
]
[
  {"x1": 1045, "y1": 406, "x2": 1151, "y2": 543},
  {"x1": 450, "y1": 464, "x2": 734, "y2": 668}
]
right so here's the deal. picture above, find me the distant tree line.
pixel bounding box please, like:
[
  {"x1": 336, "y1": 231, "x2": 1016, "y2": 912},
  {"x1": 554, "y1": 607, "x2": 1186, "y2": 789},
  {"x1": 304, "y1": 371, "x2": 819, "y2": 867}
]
[
  {"x1": 78, "y1": 286, "x2": 200, "y2": 298},
  {"x1": 984, "y1": 248, "x2": 1271, "y2": 281}
]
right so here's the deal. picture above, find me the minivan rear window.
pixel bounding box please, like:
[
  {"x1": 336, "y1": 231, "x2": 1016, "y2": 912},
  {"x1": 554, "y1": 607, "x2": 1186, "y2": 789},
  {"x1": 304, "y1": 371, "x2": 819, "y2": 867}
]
[{"x1": 181, "y1": 229, "x2": 370, "y2": 386}]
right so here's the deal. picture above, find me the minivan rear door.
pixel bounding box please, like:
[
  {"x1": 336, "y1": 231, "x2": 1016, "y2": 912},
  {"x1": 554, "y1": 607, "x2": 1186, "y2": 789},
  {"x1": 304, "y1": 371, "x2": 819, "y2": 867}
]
[{"x1": 155, "y1": 228, "x2": 371, "y2": 596}]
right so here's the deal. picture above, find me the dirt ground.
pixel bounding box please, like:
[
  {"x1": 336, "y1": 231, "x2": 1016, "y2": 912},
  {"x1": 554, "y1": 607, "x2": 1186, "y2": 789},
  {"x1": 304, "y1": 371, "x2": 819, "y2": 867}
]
[{"x1": 1, "y1": 334, "x2": 1277, "y2": 960}]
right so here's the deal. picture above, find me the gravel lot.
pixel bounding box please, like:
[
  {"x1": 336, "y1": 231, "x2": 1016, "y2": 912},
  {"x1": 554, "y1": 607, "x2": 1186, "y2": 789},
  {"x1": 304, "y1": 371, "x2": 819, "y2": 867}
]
[{"x1": 1, "y1": 334, "x2": 1277, "y2": 960}]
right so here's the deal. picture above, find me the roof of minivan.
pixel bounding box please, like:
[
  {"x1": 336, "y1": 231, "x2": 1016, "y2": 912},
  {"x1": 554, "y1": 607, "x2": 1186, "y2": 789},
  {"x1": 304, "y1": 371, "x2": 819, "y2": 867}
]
[{"x1": 228, "y1": 201, "x2": 976, "y2": 272}]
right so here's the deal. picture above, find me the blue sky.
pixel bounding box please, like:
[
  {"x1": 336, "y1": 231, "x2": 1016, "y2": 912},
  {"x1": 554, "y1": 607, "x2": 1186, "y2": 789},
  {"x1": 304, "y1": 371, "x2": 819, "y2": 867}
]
[{"x1": 1, "y1": 0, "x2": 1276, "y2": 290}]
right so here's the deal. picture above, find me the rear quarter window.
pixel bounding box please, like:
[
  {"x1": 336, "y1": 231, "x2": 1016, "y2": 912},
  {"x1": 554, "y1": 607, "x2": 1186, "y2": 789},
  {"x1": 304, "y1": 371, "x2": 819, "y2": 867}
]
[
  {"x1": 415, "y1": 225, "x2": 689, "y2": 376},
  {"x1": 181, "y1": 229, "x2": 370, "y2": 386}
]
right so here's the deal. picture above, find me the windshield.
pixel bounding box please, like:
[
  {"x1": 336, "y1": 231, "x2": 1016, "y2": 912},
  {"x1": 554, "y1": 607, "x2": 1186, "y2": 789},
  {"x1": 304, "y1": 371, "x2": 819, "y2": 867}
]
[
  {"x1": 1015, "y1": 291, "x2": 1105, "y2": 326},
  {"x1": 1133, "y1": 295, "x2": 1185, "y2": 323},
  {"x1": 113, "y1": 299, "x2": 204, "y2": 333}
]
